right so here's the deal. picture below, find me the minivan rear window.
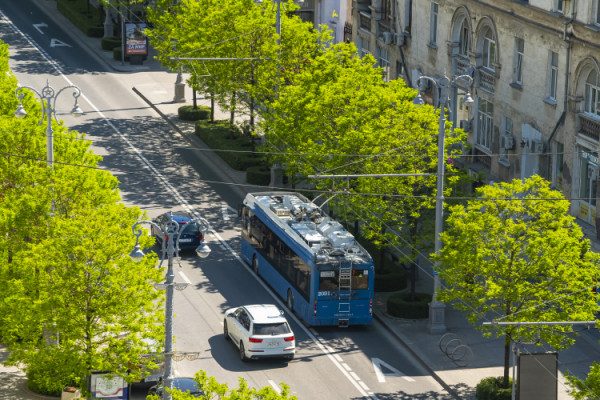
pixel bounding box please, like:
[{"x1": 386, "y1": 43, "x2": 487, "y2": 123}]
[{"x1": 253, "y1": 322, "x2": 290, "y2": 335}]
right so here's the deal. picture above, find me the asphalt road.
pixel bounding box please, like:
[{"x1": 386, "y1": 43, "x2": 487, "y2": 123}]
[{"x1": 0, "y1": 2, "x2": 454, "y2": 399}]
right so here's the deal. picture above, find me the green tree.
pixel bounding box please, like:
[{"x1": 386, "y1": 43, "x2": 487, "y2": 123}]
[
  {"x1": 145, "y1": 0, "x2": 330, "y2": 130},
  {"x1": 567, "y1": 362, "x2": 600, "y2": 399},
  {"x1": 4, "y1": 204, "x2": 163, "y2": 394},
  {"x1": 148, "y1": 370, "x2": 298, "y2": 399},
  {"x1": 434, "y1": 175, "x2": 600, "y2": 389},
  {"x1": 0, "y1": 39, "x2": 164, "y2": 394},
  {"x1": 260, "y1": 41, "x2": 464, "y2": 273}
]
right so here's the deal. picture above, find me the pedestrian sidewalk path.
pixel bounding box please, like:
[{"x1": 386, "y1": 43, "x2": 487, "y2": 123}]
[{"x1": 5, "y1": 2, "x2": 599, "y2": 400}]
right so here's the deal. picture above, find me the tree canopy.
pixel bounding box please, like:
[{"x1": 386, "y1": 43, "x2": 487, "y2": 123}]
[
  {"x1": 145, "y1": 0, "x2": 331, "y2": 127},
  {"x1": 260, "y1": 41, "x2": 465, "y2": 261},
  {"x1": 434, "y1": 175, "x2": 600, "y2": 388},
  {"x1": 0, "y1": 39, "x2": 164, "y2": 395}
]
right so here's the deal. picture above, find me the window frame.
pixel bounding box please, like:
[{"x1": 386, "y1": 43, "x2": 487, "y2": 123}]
[
  {"x1": 555, "y1": 0, "x2": 564, "y2": 13},
  {"x1": 379, "y1": 46, "x2": 390, "y2": 82},
  {"x1": 476, "y1": 99, "x2": 494, "y2": 151},
  {"x1": 458, "y1": 20, "x2": 470, "y2": 57},
  {"x1": 584, "y1": 70, "x2": 600, "y2": 117},
  {"x1": 513, "y1": 37, "x2": 524, "y2": 85},
  {"x1": 553, "y1": 142, "x2": 564, "y2": 189},
  {"x1": 482, "y1": 29, "x2": 496, "y2": 70},
  {"x1": 500, "y1": 116, "x2": 512, "y2": 164},
  {"x1": 547, "y1": 51, "x2": 559, "y2": 102},
  {"x1": 429, "y1": 2, "x2": 439, "y2": 46}
]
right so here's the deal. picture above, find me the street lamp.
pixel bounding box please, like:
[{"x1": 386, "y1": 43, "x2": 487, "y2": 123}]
[
  {"x1": 14, "y1": 80, "x2": 84, "y2": 169},
  {"x1": 130, "y1": 212, "x2": 210, "y2": 400},
  {"x1": 414, "y1": 73, "x2": 473, "y2": 334}
]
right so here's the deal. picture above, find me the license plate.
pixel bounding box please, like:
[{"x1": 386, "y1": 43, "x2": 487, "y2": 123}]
[
  {"x1": 267, "y1": 341, "x2": 282, "y2": 347},
  {"x1": 178, "y1": 239, "x2": 192, "y2": 243},
  {"x1": 145, "y1": 376, "x2": 160, "y2": 382}
]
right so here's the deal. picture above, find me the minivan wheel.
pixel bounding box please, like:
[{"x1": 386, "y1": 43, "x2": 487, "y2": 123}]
[
  {"x1": 224, "y1": 320, "x2": 230, "y2": 341},
  {"x1": 239, "y1": 342, "x2": 248, "y2": 361}
]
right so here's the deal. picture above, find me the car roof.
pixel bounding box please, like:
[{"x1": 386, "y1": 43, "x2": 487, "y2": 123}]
[
  {"x1": 242, "y1": 304, "x2": 286, "y2": 323},
  {"x1": 158, "y1": 212, "x2": 194, "y2": 224}
]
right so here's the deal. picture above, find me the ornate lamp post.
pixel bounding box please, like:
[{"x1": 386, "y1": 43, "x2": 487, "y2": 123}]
[
  {"x1": 14, "y1": 80, "x2": 84, "y2": 169},
  {"x1": 414, "y1": 73, "x2": 474, "y2": 334},
  {"x1": 130, "y1": 212, "x2": 210, "y2": 400}
]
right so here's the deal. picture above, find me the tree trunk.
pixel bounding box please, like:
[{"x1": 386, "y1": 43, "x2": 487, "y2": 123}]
[
  {"x1": 503, "y1": 333, "x2": 511, "y2": 388},
  {"x1": 210, "y1": 92, "x2": 215, "y2": 122},
  {"x1": 229, "y1": 92, "x2": 236, "y2": 138}
]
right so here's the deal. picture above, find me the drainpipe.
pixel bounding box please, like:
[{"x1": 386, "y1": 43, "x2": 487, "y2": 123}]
[{"x1": 547, "y1": 5, "x2": 575, "y2": 175}]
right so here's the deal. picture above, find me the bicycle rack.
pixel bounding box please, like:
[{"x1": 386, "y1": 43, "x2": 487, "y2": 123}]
[{"x1": 438, "y1": 333, "x2": 473, "y2": 367}]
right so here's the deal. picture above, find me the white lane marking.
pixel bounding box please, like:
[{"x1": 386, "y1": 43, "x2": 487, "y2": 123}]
[
  {"x1": 5, "y1": 15, "x2": 376, "y2": 400},
  {"x1": 268, "y1": 380, "x2": 280, "y2": 393},
  {"x1": 372, "y1": 357, "x2": 415, "y2": 383},
  {"x1": 50, "y1": 38, "x2": 70, "y2": 48},
  {"x1": 221, "y1": 205, "x2": 237, "y2": 221},
  {"x1": 33, "y1": 22, "x2": 47, "y2": 34},
  {"x1": 179, "y1": 271, "x2": 192, "y2": 285},
  {"x1": 342, "y1": 363, "x2": 352, "y2": 372},
  {"x1": 359, "y1": 381, "x2": 370, "y2": 391},
  {"x1": 350, "y1": 371, "x2": 360, "y2": 381},
  {"x1": 334, "y1": 354, "x2": 343, "y2": 363}
]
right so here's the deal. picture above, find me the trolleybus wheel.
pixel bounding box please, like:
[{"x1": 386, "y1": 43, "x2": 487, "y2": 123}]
[
  {"x1": 252, "y1": 256, "x2": 258, "y2": 274},
  {"x1": 287, "y1": 290, "x2": 294, "y2": 312}
]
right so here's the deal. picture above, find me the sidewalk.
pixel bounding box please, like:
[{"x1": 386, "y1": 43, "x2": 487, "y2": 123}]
[{"x1": 7, "y1": 1, "x2": 599, "y2": 400}]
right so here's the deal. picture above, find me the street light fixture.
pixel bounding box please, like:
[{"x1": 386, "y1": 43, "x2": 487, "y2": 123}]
[
  {"x1": 414, "y1": 73, "x2": 474, "y2": 334},
  {"x1": 14, "y1": 80, "x2": 84, "y2": 169},
  {"x1": 130, "y1": 212, "x2": 210, "y2": 400}
]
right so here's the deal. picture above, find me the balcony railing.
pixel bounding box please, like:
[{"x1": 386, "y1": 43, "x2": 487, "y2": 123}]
[
  {"x1": 579, "y1": 113, "x2": 600, "y2": 142},
  {"x1": 455, "y1": 56, "x2": 470, "y2": 77},
  {"x1": 359, "y1": 12, "x2": 371, "y2": 32},
  {"x1": 477, "y1": 68, "x2": 496, "y2": 94}
]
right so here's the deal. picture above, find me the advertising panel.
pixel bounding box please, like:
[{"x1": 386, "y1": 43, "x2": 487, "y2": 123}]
[{"x1": 125, "y1": 23, "x2": 147, "y2": 56}]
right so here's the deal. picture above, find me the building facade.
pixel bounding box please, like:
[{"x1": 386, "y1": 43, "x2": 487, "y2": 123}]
[{"x1": 351, "y1": 0, "x2": 600, "y2": 231}]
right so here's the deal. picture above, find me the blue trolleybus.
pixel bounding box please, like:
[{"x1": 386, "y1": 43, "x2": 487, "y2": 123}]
[{"x1": 240, "y1": 192, "x2": 374, "y2": 327}]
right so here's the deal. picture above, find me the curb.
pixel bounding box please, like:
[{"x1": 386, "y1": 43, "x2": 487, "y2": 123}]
[{"x1": 373, "y1": 311, "x2": 461, "y2": 400}]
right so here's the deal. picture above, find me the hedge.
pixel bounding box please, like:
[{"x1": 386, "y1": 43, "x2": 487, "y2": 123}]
[
  {"x1": 195, "y1": 120, "x2": 265, "y2": 171},
  {"x1": 57, "y1": 0, "x2": 103, "y2": 37},
  {"x1": 375, "y1": 268, "x2": 407, "y2": 292},
  {"x1": 101, "y1": 36, "x2": 121, "y2": 51},
  {"x1": 246, "y1": 166, "x2": 271, "y2": 186},
  {"x1": 387, "y1": 291, "x2": 431, "y2": 319},
  {"x1": 112, "y1": 47, "x2": 148, "y2": 62},
  {"x1": 178, "y1": 105, "x2": 210, "y2": 121},
  {"x1": 475, "y1": 377, "x2": 513, "y2": 400}
]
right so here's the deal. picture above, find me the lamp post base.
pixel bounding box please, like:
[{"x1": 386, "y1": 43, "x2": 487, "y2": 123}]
[{"x1": 428, "y1": 301, "x2": 447, "y2": 334}]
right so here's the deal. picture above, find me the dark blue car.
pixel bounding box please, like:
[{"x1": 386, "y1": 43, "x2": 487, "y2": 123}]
[{"x1": 151, "y1": 212, "x2": 204, "y2": 251}]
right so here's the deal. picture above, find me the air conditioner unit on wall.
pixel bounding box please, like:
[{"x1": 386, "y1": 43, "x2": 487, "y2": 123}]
[
  {"x1": 459, "y1": 120, "x2": 472, "y2": 132},
  {"x1": 501, "y1": 135, "x2": 515, "y2": 150},
  {"x1": 382, "y1": 32, "x2": 392, "y2": 45},
  {"x1": 394, "y1": 32, "x2": 404, "y2": 46}
]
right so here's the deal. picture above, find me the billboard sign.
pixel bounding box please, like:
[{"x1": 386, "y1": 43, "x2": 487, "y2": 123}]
[{"x1": 125, "y1": 23, "x2": 147, "y2": 56}]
